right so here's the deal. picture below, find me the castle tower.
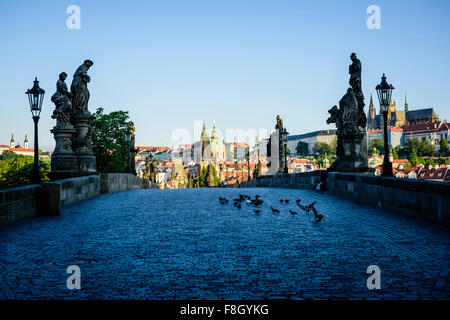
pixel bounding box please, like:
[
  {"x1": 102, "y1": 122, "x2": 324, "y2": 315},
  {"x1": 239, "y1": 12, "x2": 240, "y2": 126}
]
[
  {"x1": 10, "y1": 133, "x2": 15, "y2": 148},
  {"x1": 24, "y1": 133, "x2": 29, "y2": 149},
  {"x1": 404, "y1": 92, "x2": 408, "y2": 112}
]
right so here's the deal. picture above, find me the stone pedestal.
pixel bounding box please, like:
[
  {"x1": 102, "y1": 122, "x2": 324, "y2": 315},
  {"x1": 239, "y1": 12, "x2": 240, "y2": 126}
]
[
  {"x1": 333, "y1": 132, "x2": 368, "y2": 172},
  {"x1": 72, "y1": 111, "x2": 97, "y2": 175},
  {"x1": 267, "y1": 131, "x2": 282, "y2": 175},
  {"x1": 49, "y1": 125, "x2": 78, "y2": 180}
]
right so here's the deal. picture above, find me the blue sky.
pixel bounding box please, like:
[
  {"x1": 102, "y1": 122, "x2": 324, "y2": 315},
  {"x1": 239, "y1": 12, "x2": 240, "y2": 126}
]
[{"x1": 1, "y1": 0, "x2": 449, "y2": 150}]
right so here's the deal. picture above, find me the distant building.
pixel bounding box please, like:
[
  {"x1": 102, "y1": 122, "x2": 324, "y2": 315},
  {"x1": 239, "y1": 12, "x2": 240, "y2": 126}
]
[
  {"x1": 367, "y1": 93, "x2": 440, "y2": 130},
  {"x1": 402, "y1": 122, "x2": 450, "y2": 147},
  {"x1": 367, "y1": 127, "x2": 405, "y2": 148},
  {"x1": 0, "y1": 133, "x2": 34, "y2": 157},
  {"x1": 287, "y1": 130, "x2": 336, "y2": 155}
]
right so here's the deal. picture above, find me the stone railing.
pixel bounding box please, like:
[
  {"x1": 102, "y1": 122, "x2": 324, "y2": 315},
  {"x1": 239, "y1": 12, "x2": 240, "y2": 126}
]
[
  {"x1": 0, "y1": 184, "x2": 41, "y2": 226},
  {"x1": 226, "y1": 171, "x2": 450, "y2": 226},
  {"x1": 100, "y1": 172, "x2": 150, "y2": 193},
  {"x1": 0, "y1": 173, "x2": 151, "y2": 227}
]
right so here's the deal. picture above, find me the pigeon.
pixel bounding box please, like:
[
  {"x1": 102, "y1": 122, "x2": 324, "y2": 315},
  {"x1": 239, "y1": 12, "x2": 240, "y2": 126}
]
[
  {"x1": 285, "y1": 199, "x2": 289, "y2": 204},
  {"x1": 296, "y1": 199, "x2": 301, "y2": 203},
  {"x1": 311, "y1": 206, "x2": 323, "y2": 222},
  {"x1": 253, "y1": 209, "x2": 261, "y2": 214},
  {"x1": 296, "y1": 202, "x2": 310, "y2": 212},
  {"x1": 289, "y1": 210, "x2": 298, "y2": 216},
  {"x1": 270, "y1": 207, "x2": 280, "y2": 213},
  {"x1": 236, "y1": 203, "x2": 242, "y2": 209},
  {"x1": 279, "y1": 199, "x2": 284, "y2": 204},
  {"x1": 255, "y1": 195, "x2": 260, "y2": 199},
  {"x1": 219, "y1": 197, "x2": 228, "y2": 204},
  {"x1": 306, "y1": 201, "x2": 317, "y2": 209},
  {"x1": 253, "y1": 199, "x2": 263, "y2": 207}
]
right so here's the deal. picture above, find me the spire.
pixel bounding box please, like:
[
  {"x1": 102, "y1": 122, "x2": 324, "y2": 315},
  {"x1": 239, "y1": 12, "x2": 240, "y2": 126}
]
[
  {"x1": 10, "y1": 133, "x2": 15, "y2": 148},
  {"x1": 211, "y1": 121, "x2": 218, "y2": 138},
  {"x1": 24, "y1": 133, "x2": 29, "y2": 149},
  {"x1": 368, "y1": 93, "x2": 376, "y2": 119},
  {"x1": 404, "y1": 92, "x2": 408, "y2": 112}
]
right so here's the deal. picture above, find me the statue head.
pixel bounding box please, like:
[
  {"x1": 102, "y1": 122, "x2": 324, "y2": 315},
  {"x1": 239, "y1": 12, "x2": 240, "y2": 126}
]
[
  {"x1": 59, "y1": 72, "x2": 67, "y2": 81},
  {"x1": 84, "y1": 59, "x2": 94, "y2": 68}
]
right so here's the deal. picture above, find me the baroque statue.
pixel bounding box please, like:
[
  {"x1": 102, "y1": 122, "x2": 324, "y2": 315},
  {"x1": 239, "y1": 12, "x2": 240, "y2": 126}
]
[
  {"x1": 326, "y1": 53, "x2": 368, "y2": 172},
  {"x1": 349, "y1": 53, "x2": 367, "y2": 129},
  {"x1": 71, "y1": 59, "x2": 94, "y2": 115},
  {"x1": 275, "y1": 115, "x2": 283, "y2": 130},
  {"x1": 50, "y1": 72, "x2": 72, "y2": 127}
]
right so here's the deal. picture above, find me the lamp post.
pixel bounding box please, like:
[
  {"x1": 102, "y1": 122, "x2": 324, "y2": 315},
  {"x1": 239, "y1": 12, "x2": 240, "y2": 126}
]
[
  {"x1": 246, "y1": 146, "x2": 250, "y2": 181},
  {"x1": 375, "y1": 73, "x2": 394, "y2": 177},
  {"x1": 26, "y1": 77, "x2": 45, "y2": 184},
  {"x1": 282, "y1": 128, "x2": 289, "y2": 174},
  {"x1": 125, "y1": 126, "x2": 132, "y2": 173}
]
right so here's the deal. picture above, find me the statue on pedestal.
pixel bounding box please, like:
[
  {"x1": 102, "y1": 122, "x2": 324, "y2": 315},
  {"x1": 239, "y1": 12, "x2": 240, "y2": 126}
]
[
  {"x1": 50, "y1": 59, "x2": 97, "y2": 179},
  {"x1": 326, "y1": 54, "x2": 368, "y2": 172},
  {"x1": 49, "y1": 73, "x2": 78, "y2": 180}
]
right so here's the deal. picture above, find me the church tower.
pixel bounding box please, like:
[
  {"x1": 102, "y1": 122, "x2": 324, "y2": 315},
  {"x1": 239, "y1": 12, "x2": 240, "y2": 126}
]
[
  {"x1": 404, "y1": 93, "x2": 408, "y2": 113},
  {"x1": 10, "y1": 133, "x2": 15, "y2": 148},
  {"x1": 24, "y1": 133, "x2": 29, "y2": 149},
  {"x1": 367, "y1": 94, "x2": 377, "y2": 130},
  {"x1": 200, "y1": 120, "x2": 211, "y2": 161}
]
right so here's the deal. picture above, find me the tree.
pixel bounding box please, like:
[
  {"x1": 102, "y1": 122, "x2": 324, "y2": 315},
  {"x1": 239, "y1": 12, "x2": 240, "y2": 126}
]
[
  {"x1": 0, "y1": 150, "x2": 23, "y2": 160},
  {"x1": 295, "y1": 141, "x2": 309, "y2": 156},
  {"x1": 91, "y1": 107, "x2": 133, "y2": 173},
  {"x1": 417, "y1": 140, "x2": 435, "y2": 157},
  {"x1": 368, "y1": 138, "x2": 384, "y2": 156},
  {"x1": 0, "y1": 157, "x2": 50, "y2": 188},
  {"x1": 392, "y1": 147, "x2": 399, "y2": 160},
  {"x1": 329, "y1": 136, "x2": 337, "y2": 155},
  {"x1": 409, "y1": 147, "x2": 419, "y2": 166},
  {"x1": 439, "y1": 138, "x2": 449, "y2": 156},
  {"x1": 313, "y1": 142, "x2": 331, "y2": 156}
]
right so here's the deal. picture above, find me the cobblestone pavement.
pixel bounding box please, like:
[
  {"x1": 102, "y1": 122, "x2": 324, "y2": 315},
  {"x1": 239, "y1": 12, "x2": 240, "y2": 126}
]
[{"x1": 0, "y1": 187, "x2": 449, "y2": 299}]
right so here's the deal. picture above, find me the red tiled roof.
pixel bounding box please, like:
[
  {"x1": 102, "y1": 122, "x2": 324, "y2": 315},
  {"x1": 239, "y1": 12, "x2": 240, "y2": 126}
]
[
  {"x1": 418, "y1": 167, "x2": 448, "y2": 180},
  {"x1": 402, "y1": 122, "x2": 442, "y2": 133},
  {"x1": 393, "y1": 159, "x2": 409, "y2": 164},
  {"x1": 137, "y1": 146, "x2": 171, "y2": 152},
  {"x1": 368, "y1": 127, "x2": 404, "y2": 133}
]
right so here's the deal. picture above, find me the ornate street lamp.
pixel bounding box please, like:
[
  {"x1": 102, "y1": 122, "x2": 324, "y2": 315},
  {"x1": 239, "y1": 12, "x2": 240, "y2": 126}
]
[
  {"x1": 125, "y1": 126, "x2": 132, "y2": 173},
  {"x1": 282, "y1": 128, "x2": 289, "y2": 174},
  {"x1": 26, "y1": 77, "x2": 45, "y2": 184},
  {"x1": 245, "y1": 146, "x2": 250, "y2": 181},
  {"x1": 375, "y1": 73, "x2": 394, "y2": 177}
]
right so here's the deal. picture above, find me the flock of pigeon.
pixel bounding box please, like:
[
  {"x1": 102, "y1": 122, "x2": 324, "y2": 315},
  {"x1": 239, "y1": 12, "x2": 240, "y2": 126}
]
[{"x1": 218, "y1": 193, "x2": 323, "y2": 222}]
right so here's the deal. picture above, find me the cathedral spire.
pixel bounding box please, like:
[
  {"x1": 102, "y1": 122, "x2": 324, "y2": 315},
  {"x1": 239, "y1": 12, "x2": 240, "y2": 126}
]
[{"x1": 368, "y1": 93, "x2": 376, "y2": 119}]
